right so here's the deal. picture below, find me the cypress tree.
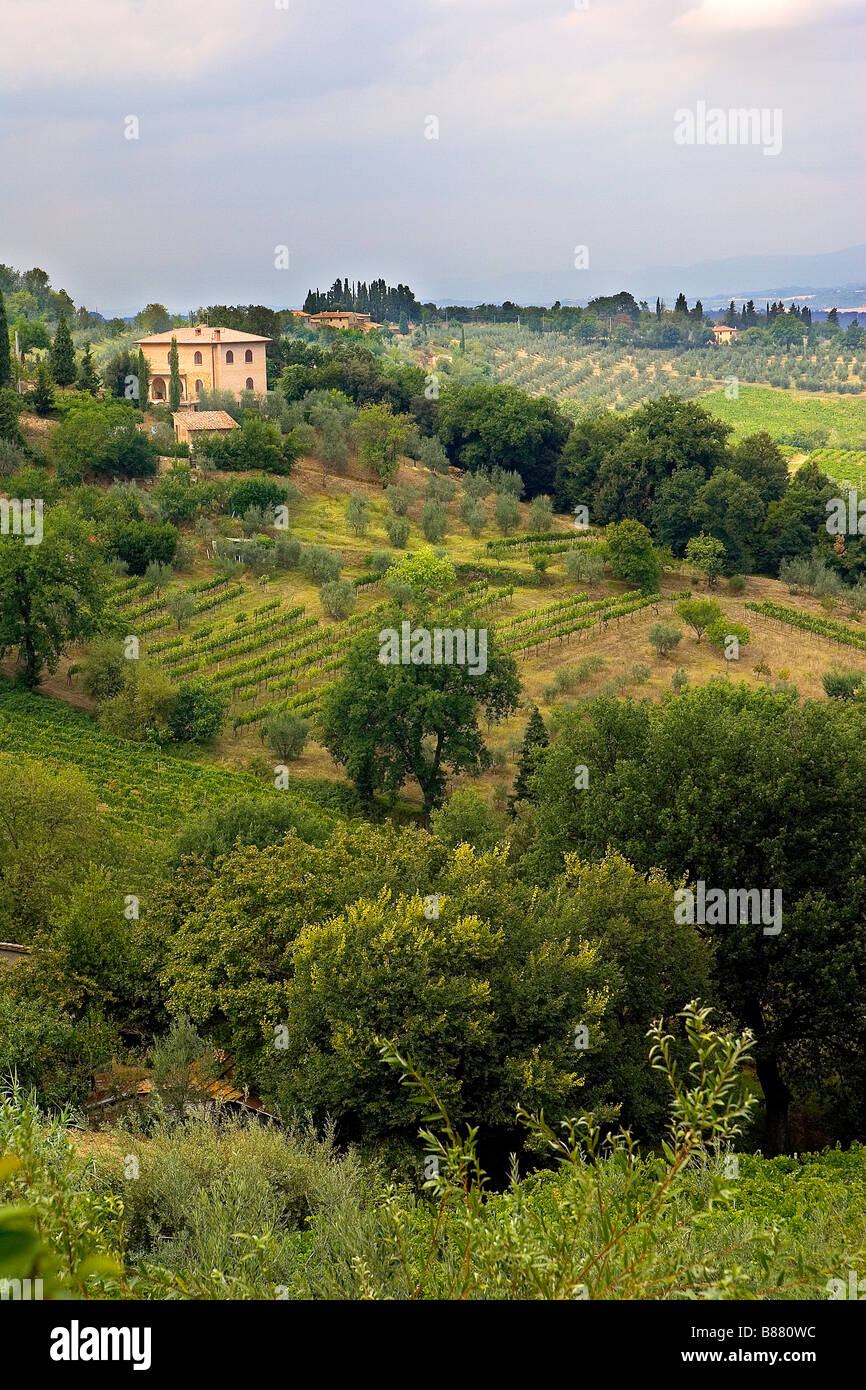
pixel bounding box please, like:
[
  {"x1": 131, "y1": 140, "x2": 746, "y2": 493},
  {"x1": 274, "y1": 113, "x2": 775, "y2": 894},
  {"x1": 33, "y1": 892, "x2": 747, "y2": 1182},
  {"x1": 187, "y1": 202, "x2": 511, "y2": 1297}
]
[
  {"x1": 0, "y1": 289, "x2": 11, "y2": 387},
  {"x1": 32, "y1": 359, "x2": 55, "y2": 415},
  {"x1": 77, "y1": 342, "x2": 99, "y2": 395},
  {"x1": 50, "y1": 311, "x2": 76, "y2": 385},
  {"x1": 137, "y1": 348, "x2": 150, "y2": 406},
  {"x1": 168, "y1": 335, "x2": 181, "y2": 410},
  {"x1": 508, "y1": 704, "x2": 549, "y2": 812}
]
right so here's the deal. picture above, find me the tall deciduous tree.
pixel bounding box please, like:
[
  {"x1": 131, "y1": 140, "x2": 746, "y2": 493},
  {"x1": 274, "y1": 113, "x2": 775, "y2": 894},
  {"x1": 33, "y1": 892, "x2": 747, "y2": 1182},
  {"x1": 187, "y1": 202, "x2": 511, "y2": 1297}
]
[
  {"x1": 320, "y1": 621, "x2": 520, "y2": 818},
  {"x1": 0, "y1": 507, "x2": 107, "y2": 686}
]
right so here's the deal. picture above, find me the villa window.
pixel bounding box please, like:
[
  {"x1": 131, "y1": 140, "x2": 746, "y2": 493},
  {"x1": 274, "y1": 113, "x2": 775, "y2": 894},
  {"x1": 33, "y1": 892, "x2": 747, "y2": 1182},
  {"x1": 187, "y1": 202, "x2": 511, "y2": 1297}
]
[
  {"x1": 245, "y1": 349, "x2": 253, "y2": 363},
  {"x1": 194, "y1": 351, "x2": 202, "y2": 365},
  {"x1": 225, "y1": 350, "x2": 234, "y2": 364},
  {"x1": 195, "y1": 379, "x2": 203, "y2": 393},
  {"x1": 245, "y1": 377, "x2": 254, "y2": 390}
]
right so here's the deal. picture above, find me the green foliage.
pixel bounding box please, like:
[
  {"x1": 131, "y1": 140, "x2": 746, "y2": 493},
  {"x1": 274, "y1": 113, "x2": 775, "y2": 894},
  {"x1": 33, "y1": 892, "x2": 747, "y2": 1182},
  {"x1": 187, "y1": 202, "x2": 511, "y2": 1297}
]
[
  {"x1": 31, "y1": 360, "x2": 55, "y2": 416},
  {"x1": 319, "y1": 578, "x2": 357, "y2": 620},
  {"x1": 54, "y1": 400, "x2": 156, "y2": 483},
  {"x1": 648, "y1": 622, "x2": 683, "y2": 657},
  {"x1": 49, "y1": 312, "x2": 76, "y2": 386},
  {"x1": 262, "y1": 712, "x2": 310, "y2": 762},
  {"x1": 0, "y1": 507, "x2": 107, "y2": 686},
  {"x1": 228, "y1": 476, "x2": 287, "y2": 518},
  {"x1": 299, "y1": 543, "x2": 342, "y2": 584},
  {"x1": 606, "y1": 519, "x2": 663, "y2": 592},
  {"x1": 675, "y1": 596, "x2": 723, "y2": 641},
  {"x1": 384, "y1": 482, "x2": 415, "y2": 516},
  {"x1": 429, "y1": 787, "x2": 501, "y2": 851},
  {"x1": 168, "y1": 679, "x2": 226, "y2": 742},
  {"x1": 345, "y1": 492, "x2": 371, "y2": 536},
  {"x1": 705, "y1": 619, "x2": 751, "y2": 652},
  {"x1": 685, "y1": 531, "x2": 726, "y2": 584},
  {"x1": 320, "y1": 625, "x2": 519, "y2": 815},
  {"x1": 821, "y1": 668, "x2": 865, "y2": 700},
  {"x1": 352, "y1": 402, "x2": 412, "y2": 483},
  {"x1": 385, "y1": 515, "x2": 410, "y2": 548},
  {"x1": 421, "y1": 498, "x2": 448, "y2": 542}
]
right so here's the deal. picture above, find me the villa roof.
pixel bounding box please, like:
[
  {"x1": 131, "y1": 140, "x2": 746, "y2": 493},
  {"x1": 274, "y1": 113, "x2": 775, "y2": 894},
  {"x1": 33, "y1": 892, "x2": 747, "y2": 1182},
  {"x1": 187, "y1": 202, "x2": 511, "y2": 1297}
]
[
  {"x1": 174, "y1": 411, "x2": 239, "y2": 431},
  {"x1": 136, "y1": 326, "x2": 271, "y2": 345}
]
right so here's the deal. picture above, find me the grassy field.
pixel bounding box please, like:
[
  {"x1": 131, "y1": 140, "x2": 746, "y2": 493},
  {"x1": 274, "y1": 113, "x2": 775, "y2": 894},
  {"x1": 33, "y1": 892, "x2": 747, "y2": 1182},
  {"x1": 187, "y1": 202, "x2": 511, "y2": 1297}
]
[{"x1": 699, "y1": 384, "x2": 866, "y2": 448}]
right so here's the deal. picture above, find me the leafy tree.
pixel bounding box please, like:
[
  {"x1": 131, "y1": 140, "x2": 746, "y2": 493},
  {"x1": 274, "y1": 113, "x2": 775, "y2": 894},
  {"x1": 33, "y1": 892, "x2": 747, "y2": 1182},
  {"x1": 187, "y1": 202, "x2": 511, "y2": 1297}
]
[
  {"x1": 674, "y1": 596, "x2": 722, "y2": 641},
  {"x1": 168, "y1": 679, "x2": 226, "y2": 742},
  {"x1": 136, "y1": 348, "x2": 150, "y2": 406},
  {"x1": 385, "y1": 515, "x2": 410, "y2": 548},
  {"x1": 728, "y1": 431, "x2": 788, "y2": 506},
  {"x1": 384, "y1": 548, "x2": 455, "y2": 601},
  {"x1": 49, "y1": 312, "x2": 76, "y2": 386},
  {"x1": 171, "y1": 792, "x2": 328, "y2": 867},
  {"x1": 430, "y1": 787, "x2": 501, "y2": 851},
  {"x1": 168, "y1": 336, "x2": 181, "y2": 411},
  {"x1": 320, "y1": 578, "x2": 357, "y2": 619},
  {"x1": 0, "y1": 758, "x2": 107, "y2": 941},
  {"x1": 228, "y1": 476, "x2": 287, "y2": 517},
  {"x1": 54, "y1": 400, "x2": 156, "y2": 483},
  {"x1": 345, "y1": 493, "x2": 371, "y2": 536},
  {"x1": 0, "y1": 508, "x2": 106, "y2": 686},
  {"x1": 822, "y1": 668, "x2": 864, "y2": 700},
  {"x1": 705, "y1": 619, "x2": 750, "y2": 653},
  {"x1": 528, "y1": 682, "x2": 866, "y2": 1151},
  {"x1": 108, "y1": 516, "x2": 178, "y2": 574},
  {"x1": 650, "y1": 467, "x2": 704, "y2": 555},
  {"x1": 268, "y1": 844, "x2": 607, "y2": 1144},
  {"x1": 31, "y1": 359, "x2": 54, "y2": 415},
  {"x1": 98, "y1": 662, "x2": 176, "y2": 740},
  {"x1": 691, "y1": 468, "x2": 765, "y2": 575},
  {"x1": 352, "y1": 402, "x2": 412, "y2": 483},
  {"x1": 320, "y1": 626, "x2": 520, "y2": 817},
  {"x1": 648, "y1": 622, "x2": 683, "y2": 658},
  {"x1": 494, "y1": 491, "x2": 521, "y2": 536},
  {"x1": 564, "y1": 545, "x2": 606, "y2": 586},
  {"x1": 466, "y1": 500, "x2": 487, "y2": 538},
  {"x1": 509, "y1": 703, "x2": 549, "y2": 811},
  {"x1": 81, "y1": 637, "x2": 128, "y2": 703},
  {"x1": 437, "y1": 383, "x2": 569, "y2": 497},
  {"x1": 166, "y1": 590, "x2": 196, "y2": 629},
  {"x1": 605, "y1": 519, "x2": 662, "y2": 592},
  {"x1": 528, "y1": 495, "x2": 554, "y2": 532},
  {"x1": 76, "y1": 342, "x2": 99, "y2": 395},
  {"x1": 384, "y1": 482, "x2": 415, "y2": 516},
  {"x1": 421, "y1": 498, "x2": 447, "y2": 542},
  {"x1": 299, "y1": 544, "x2": 341, "y2": 584},
  {"x1": 144, "y1": 560, "x2": 173, "y2": 595},
  {"x1": 262, "y1": 712, "x2": 310, "y2": 762},
  {"x1": 685, "y1": 532, "x2": 726, "y2": 586}
]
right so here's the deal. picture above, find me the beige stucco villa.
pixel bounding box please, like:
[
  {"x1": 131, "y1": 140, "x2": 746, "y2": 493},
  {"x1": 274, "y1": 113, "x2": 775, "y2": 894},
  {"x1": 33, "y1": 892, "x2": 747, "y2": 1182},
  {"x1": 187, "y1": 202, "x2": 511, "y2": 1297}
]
[{"x1": 135, "y1": 325, "x2": 270, "y2": 405}]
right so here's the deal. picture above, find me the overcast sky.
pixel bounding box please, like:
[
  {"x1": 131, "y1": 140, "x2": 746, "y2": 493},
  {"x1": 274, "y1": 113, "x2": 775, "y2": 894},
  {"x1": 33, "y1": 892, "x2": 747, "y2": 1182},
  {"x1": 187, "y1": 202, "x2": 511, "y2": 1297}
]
[{"x1": 1, "y1": 0, "x2": 863, "y2": 313}]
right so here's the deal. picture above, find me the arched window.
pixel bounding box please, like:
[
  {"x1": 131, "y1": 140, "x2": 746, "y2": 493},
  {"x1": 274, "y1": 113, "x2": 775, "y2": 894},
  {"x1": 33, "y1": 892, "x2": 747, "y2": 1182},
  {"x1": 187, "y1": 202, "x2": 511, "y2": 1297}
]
[
  {"x1": 195, "y1": 379, "x2": 203, "y2": 393},
  {"x1": 194, "y1": 350, "x2": 202, "y2": 365},
  {"x1": 225, "y1": 350, "x2": 234, "y2": 364},
  {"x1": 245, "y1": 378, "x2": 254, "y2": 390},
  {"x1": 244, "y1": 349, "x2": 253, "y2": 363}
]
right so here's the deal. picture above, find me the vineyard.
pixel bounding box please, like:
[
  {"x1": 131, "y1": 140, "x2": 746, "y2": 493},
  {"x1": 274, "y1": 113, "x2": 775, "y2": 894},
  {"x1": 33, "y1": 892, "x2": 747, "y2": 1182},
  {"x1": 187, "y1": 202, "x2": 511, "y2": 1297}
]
[
  {"x1": 745, "y1": 599, "x2": 866, "y2": 655},
  {"x1": 0, "y1": 682, "x2": 323, "y2": 878}
]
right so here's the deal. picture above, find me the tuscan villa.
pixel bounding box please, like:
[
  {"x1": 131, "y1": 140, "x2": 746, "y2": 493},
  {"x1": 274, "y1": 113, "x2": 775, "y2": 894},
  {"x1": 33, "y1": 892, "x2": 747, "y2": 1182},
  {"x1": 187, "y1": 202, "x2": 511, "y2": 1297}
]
[
  {"x1": 134, "y1": 325, "x2": 270, "y2": 404},
  {"x1": 712, "y1": 323, "x2": 738, "y2": 344},
  {"x1": 308, "y1": 310, "x2": 380, "y2": 332}
]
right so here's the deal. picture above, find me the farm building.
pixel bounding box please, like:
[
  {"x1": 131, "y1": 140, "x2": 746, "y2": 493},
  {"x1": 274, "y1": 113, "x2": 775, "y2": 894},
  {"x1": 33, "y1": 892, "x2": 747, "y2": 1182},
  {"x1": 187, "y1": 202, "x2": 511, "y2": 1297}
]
[{"x1": 173, "y1": 409, "x2": 239, "y2": 449}]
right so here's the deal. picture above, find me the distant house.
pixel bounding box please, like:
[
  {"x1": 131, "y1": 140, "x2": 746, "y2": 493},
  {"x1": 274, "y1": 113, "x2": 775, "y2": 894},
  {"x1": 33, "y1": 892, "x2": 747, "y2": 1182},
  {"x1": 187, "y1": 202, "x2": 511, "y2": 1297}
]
[
  {"x1": 135, "y1": 325, "x2": 271, "y2": 405},
  {"x1": 712, "y1": 323, "x2": 738, "y2": 344},
  {"x1": 309, "y1": 310, "x2": 377, "y2": 332},
  {"x1": 173, "y1": 409, "x2": 239, "y2": 449}
]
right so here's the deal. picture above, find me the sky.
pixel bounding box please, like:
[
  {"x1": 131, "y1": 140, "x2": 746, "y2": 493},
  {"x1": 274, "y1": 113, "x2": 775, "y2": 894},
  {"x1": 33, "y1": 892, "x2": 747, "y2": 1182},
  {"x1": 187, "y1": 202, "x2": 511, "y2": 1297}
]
[{"x1": 1, "y1": 0, "x2": 863, "y2": 313}]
